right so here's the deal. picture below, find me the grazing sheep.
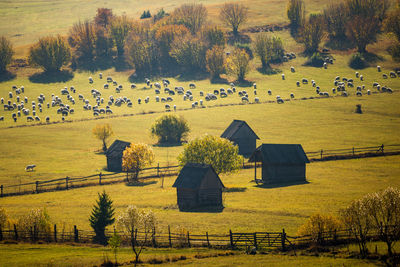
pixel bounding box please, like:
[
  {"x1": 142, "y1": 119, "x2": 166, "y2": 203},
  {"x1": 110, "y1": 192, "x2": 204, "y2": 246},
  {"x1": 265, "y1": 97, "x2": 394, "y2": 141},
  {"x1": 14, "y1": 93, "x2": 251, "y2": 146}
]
[
  {"x1": 89, "y1": 77, "x2": 93, "y2": 83},
  {"x1": 253, "y1": 83, "x2": 257, "y2": 89},
  {"x1": 342, "y1": 91, "x2": 348, "y2": 97},
  {"x1": 241, "y1": 96, "x2": 249, "y2": 103},
  {"x1": 46, "y1": 116, "x2": 50, "y2": 122},
  {"x1": 383, "y1": 74, "x2": 388, "y2": 79},
  {"x1": 27, "y1": 116, "x2": 34, "y2": 122},
  {"x1": 348, "y1": 82, "x2": 354, "y2": 88},
  {"x1": 390, "y1": 71, "x2": 397, "y2": 78},
  {"x1": 367, "y1": 90, "x2": 371, "y2": 95},
  {"x1": 290, "y1": 93, "x2": 294, "y2": 98},
  {"x1": 332, "y1": 88, "x2": 336, "y2": 94},
  {"x1": 356, "y1": 91, "x2": 362, "y2": 96},
  {"x1": 373, "y1": 82, "x2": 379, "y2": 87},
  {"x1": 302, "y1": 78, "x2": 308, "y2": 84},
  {"x1": 174, "y1": 105, "x2": 177, "y2": 111},
  {"x1": 296, "y1": 81, "x2": 300, "y2": 87},
  {"x1": 213, "y1": 89, "x2": 219, "y2": 95},
  {"x1": 113, "y1": 81, "x2": 118, "y2": 86},
  {"x1": 323, "y1": 62, "x2": 327, "y2": 69},
  {"x1": 154, "y1": 82, "x2": 161, "y2": 89},
  {"x1": 165, "y1": 104, "x2": 170, "y2": 110},
  {"x1": 377, "y1": 66, "x2": 381, "y2": 72},
  {"x1": 25, "y1": 164, "x2": 36, "y2": 172},
  {"x1": 0, "y1": 116, "x2": 3, "y2": 121},
  {"x1": 130, "y1": 83, "x2": 137, "y2": 89},
  {"x1": 277, "y1": 98, "x2": 284, "y2": 104},
  {"x1": 156, "y1": 96, "x2": 160, "y2": 102},
  {"x1": 99, "y1": 73, "x2": 103, "y2": 79},
  {"x1": 155, "y1": 89, "x2": 160, "y2": 94},
  {"x1": 9, "y1": 92, "x2": 13, "y2": 98},
  {"x1": 291, "y1": 66, "x2": 295, "y2": 72},
  {"x1": 254, "y1": 90, "x2": 257, "y2": 95},
  {"x1": 220, "y1": 92, "x2": 228, "y2": 98},
  {"x1": 268, "y1": 90, "x2": 272, "y2": 95},
  {"x1": 189, "y1": 96, "x2": 193, "y2": 101},
  {"x1": 199, "y1": 99, "x2": 203, "y2": 106},
  {"x1": 360, "y1": 75, "x2": 364, "y2": 81},
  {"x1": 387, "y1": 88, "x2": 393, "y2": 93},
  {"x1": 189, "y1": 83, "x2": 196, "y2": 89},
  {"x1": 138, "y1": 98, "x2": 141, "y2": 104},
  {"x1": 200, "y1": 91, "x2": 204, "y2": 96},
  {"x1": 255, "y1": 97, "x2": 260, "y2": 103},
  {"x1": 35, "y1": 116, "x2": 40, "y2": 121},
  {"x1": 355, "y1": 72, "x2": 359, "y2": 78},
  {"x1": 145, "y1": 97, "x2": 150, "y2": 103}
]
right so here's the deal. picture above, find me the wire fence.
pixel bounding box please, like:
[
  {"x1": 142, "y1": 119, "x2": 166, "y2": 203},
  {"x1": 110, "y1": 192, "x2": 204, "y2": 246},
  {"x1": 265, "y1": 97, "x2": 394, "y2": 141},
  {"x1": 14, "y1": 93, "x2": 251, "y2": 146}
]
[{"x1": 1, "y1": 144, "x2": 400, "y2": 198}]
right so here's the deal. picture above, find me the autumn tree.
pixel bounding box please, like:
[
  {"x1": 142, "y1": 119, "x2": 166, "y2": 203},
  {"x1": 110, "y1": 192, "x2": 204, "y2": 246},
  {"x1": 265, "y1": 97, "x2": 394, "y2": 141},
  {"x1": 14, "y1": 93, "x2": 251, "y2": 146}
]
[
  {"x1": 177, "y1": 135, "x2": 243, "y2": 175},
  {"x1": 110, "y1": 15, "x2": 132, "y2": 57},
  {"x1": 28, "y1": 35, "x2": 71, "y2": 72},
  {"x1": 0, "y1": 36, "x2": 14, "y2": 73},
  {"x1": 219, "y1": 3, "x2": 249, "y2": 36},
  {"x1": 201, "y1": 26, "x2": 226, "y2": 49},
  {"x1": 155, "y1": 24, "x2": 189, "y2": 66},
  {"x1": 253, "y1": 33, "x2": 284, "y2": 69},
  {"x1": 170, "y1": 35, "x2": 207, "y2": 71},
  {"x1": 171, "y1": 3, "x2": 207, "y2": 35},
  {"x1": 323, "y1": 3, "x2": 348, "y2": 41},
  {"x1": 301, "y1": 14, "x2": 324, "y2": 54},
  {"x1": 206, "y1": 45, "x2": 226, "y2": 79},
  {"x1": 17, "y1": 208, "x2": 52, "y2": 241},
  {"x1": 68, "y1": 20, "x2": 97, "y2": 65},
  {"x1": 94, "y1": 8, "x2": 114, "y2": 28},
  {"x1": 365, "y1": 187, "x2": 400, "y2": 257},
  {"x1": 384, "y1": 7, "x2": 400, "y2": 41},
  {"x1": 0, "y1": 208, "x2": 8, "y2": 237},
  {"x1": 287, "y1": 0, "x2": 305, "y2": 34},
  {"x1": 89, "y1": 191, "x2": 115, "y2": 245},
  {"x1": 117, "y1": 206, "x2": 156, "y2": 265},
  {"x1": 122, "y1": 143, "x2": 155, "y2": 182},
  {"x1": 92, "y1": 124, "x2": 114, "y2": 153},
  {"x1": 345, "y1": 0, "x2": 390, "y2": 53},
  {"x1": 340, "y1": 196, "x2": 371, "y2": 257},
  {"x1": 150, "y1": 114, "x2": 190, "y2": 143},
  {"x1": 226, "y1": 47, "x2": 250, "y2": 81}
]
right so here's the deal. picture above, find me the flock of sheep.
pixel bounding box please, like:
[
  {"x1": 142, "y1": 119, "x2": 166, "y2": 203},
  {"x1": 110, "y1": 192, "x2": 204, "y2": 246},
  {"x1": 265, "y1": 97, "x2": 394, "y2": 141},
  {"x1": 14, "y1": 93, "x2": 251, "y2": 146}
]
[{"x1": 0, "y1": 64, "x2": 398, "y2": 124}]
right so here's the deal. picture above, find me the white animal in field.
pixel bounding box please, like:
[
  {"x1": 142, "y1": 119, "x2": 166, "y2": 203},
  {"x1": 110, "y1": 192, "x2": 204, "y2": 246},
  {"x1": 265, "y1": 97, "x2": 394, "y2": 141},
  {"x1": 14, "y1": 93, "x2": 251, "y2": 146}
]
[{"x1": 25, "y1": 164, "x2": 36, "y2": 172}]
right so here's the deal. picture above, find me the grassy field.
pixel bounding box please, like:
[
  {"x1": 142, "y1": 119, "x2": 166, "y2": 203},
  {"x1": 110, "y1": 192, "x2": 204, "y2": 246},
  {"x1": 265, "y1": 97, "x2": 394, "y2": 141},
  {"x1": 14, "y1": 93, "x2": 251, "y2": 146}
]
[{"x1": 0, "y1": 243, "x2": 381, "y2": 266}]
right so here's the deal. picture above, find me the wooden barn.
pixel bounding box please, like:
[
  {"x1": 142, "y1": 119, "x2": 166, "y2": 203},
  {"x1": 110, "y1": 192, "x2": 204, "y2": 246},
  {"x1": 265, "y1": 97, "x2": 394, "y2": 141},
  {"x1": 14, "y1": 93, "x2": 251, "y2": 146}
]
[
  {"x1": 105, "y1": 140, "x2": 131, "y2": 172},
  {"x1": 249, "y1": 144, "x2": 310, "y2": 184},
  {"x1": 172, "y1": 163, "x2": 225, "y2": 211},
  {"x1": 221, "y1": 120, "x2": 259, "y2": 157}
]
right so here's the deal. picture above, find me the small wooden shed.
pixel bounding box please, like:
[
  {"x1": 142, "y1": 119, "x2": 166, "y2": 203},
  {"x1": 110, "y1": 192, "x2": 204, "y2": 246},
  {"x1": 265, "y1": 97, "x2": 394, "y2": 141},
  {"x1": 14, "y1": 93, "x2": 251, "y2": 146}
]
[
  {"x1": 172, "y1": 163, "x2": 225, "y2": 211},
  {"x1": 249, "y1": 144, "x2": 310, "y2": 184},
  {"x1": 105, "y1": 140, "x2": 131, "y2": 172},
  {"x1": 221, "y1": 120, "x2": 259, "y2": 157}
]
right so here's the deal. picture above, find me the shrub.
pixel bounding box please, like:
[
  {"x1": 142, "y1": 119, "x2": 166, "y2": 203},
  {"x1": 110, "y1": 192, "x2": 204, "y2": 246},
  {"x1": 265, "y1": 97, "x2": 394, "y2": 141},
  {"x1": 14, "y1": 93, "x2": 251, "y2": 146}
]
[
  {"x1": 17, "y1": 208, "x2": 52, "y2": 241},
  {"x1": 305, "y1": 52, "x2": 324, "y2": 67},
  {"x1": 140, "y1": 10, "x2": 151, "y2": 19},
  {"x1": 234, "y1": 43, "x2": 253, "y2": 59},
  {"x1": 301, "y1": 14, "x2": 324, "y2": 54},
  {"x1": 201, "y1": 26, "x2": 226, "y2": 49},
  {"x1": 150, "y1": 114, "x2": 190, "y2": 143},
  {"x1": 28, "y1": 35, "x2": 71, "y2": 72},
  {"x1": 227, "y1": 47, "x2": 250, "y2": 81},
  {"x1": 297, "y1": 213, "x2": 343, "y2": 245},
  {"x1": 349, "y1": 52, "x2": 367, "y2": 69},
  {"x1": 0, "y1": 36, "x2": 14, "y2": 73},
  {"x1": 206, "y1": 46, "x2": 226, "y2": 79},
  {"x1": 253, "y1": 33, "x2": 284, "y2": 69},
  {"x1": 177, "y1": 135, "x2": 243, "y2": 174}
]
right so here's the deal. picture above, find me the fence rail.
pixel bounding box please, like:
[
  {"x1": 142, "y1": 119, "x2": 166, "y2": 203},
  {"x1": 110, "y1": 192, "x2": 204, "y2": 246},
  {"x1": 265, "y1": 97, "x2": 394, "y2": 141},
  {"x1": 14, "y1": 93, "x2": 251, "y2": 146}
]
[{"x1": 1, "y1": 144, "x2": 400, "y2": 198}]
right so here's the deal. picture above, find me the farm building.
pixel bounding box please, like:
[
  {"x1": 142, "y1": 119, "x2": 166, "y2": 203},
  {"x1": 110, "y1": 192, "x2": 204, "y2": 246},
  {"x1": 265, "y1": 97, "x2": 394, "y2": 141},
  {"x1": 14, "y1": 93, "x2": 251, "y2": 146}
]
[
  {"x1": 105, "y1": 140, "x2": 131, "y2": 172},
  {"x1": 172, "y1": 163, "x2": 225, "y2": 211},
  {"x1": 221, "y1": 120, "x2": 259, "y2": 157},
  {"x1": 249, "y1": 144, "x2": 310, "y2": 184}
]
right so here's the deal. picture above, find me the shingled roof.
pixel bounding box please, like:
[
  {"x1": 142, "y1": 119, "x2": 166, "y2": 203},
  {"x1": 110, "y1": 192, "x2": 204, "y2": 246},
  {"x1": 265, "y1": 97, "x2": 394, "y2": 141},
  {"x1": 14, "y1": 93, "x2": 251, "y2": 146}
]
[
  {"x1": 106, "y1": 140, "x2": 131, "y2": 158},
  {"x1": 249, "y1": 144, "x2": 310, "y2": 164},
  {"x1": 172, "y1": 163, "x2": 225, "y2": 189},
  {"x1": 221, "y1": 120, "x2": 259, "y2": 140}
]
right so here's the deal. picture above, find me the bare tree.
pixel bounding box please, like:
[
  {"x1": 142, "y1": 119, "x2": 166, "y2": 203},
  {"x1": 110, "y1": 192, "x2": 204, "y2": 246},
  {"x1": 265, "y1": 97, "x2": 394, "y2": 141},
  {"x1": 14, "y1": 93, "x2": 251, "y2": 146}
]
[
  {"x1": 172, "y1": 3, "x2": 207, "y2": 35},
  {"x1": 219, "y1": 3, "x2": 249, "y2": 36}
]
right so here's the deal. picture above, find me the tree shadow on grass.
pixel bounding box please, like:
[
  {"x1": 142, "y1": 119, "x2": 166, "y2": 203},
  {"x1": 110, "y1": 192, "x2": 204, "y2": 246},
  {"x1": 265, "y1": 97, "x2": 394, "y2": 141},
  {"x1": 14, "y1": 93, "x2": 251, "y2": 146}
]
[
  {"x1": 257, "y1": 67, "x2": 281, "y2": 75},
  {"x1": 126, "y1": 180, "x2": 158, "y2": 187},
  {"x1": 210, "y1": 76, "x2": 229, "y2": 84},
  {"x1": 29, "y1": 70, "x2": 74, "y2": 84},
  {"x1": 0, "y1": 71, "x2": 16, "y2": 82},
  {"x1": 234, "y1": 79, "x2": 254, "y2": 88},
  {"x1": 362, "y1": 52, "x2": 384, "y2": 64},
  {"x1": 176, "y1": 70, "x2": 209, "y2": 82},
  {"x1": 325, "y1": 38, "x2": 355, "y2": 51},
  {"x1": 180, "y1": 205, "x2": 224, "y2": 213},
  {"x1": 153, "y1": 142, "x2": 184, "y2": 148},
  {"x1": 224, "y1": 187, "x2": 247, "y2": 193},
  {"x1": 227, "y1": 33, "x2": 252, "y2": 45},
  {"x1": 255, "y1": 180, "x2": 309, "y2": 189}
]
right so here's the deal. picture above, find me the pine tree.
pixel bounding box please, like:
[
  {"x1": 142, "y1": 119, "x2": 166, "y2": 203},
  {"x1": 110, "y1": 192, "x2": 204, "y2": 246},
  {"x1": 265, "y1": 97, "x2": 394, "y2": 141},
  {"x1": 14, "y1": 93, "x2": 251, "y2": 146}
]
[{"x1": 89, "y1": 191, "x2": 115, "y2": 245}]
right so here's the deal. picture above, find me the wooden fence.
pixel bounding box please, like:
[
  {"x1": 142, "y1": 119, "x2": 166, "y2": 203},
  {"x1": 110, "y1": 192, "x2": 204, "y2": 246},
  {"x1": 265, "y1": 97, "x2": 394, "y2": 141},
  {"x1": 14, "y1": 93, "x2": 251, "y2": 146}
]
[
  {"x1": 0, "y1": 224, "x2": 387, "y2": 252},
  {"x1": 1, "y1": 144, "x2": 400, "y2": 198}
]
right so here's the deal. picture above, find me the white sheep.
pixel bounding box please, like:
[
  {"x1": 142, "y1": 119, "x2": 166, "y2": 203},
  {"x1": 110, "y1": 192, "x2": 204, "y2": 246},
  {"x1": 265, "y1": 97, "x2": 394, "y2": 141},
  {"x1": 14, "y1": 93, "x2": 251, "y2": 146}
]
[
  {"x1": 290, "y1": 66, "x2": 295, "y2": 73},
  {"x1": 254, "y1": 97, "x2": 259, "y2": 103},
  {"x1": 282, "y1": 74, "x2": 285, "y2": 80},
  {"x1": 290, "y1": 93, "x2": 294, "y2": 98},
  {"x1": 377, "y1": 66, "x2": 381, "y2": 72},
  {"x1": 25, "y1": 164, "x2": 36, "y2": 172}
]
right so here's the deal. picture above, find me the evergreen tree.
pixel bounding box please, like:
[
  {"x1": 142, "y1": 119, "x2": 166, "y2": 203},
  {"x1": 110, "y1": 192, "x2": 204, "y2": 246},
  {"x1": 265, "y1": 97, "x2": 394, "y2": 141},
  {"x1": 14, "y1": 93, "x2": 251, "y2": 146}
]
[{"x1": 89, "y1": 191, "x2": 115, "y2": 245}]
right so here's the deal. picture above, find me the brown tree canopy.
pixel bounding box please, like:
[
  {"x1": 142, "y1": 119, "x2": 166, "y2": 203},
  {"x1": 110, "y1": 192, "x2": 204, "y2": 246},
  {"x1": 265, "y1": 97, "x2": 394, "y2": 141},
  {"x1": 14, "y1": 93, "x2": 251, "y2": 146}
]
[{"x1": 219, "y1": 3, "x2": 248, "y2": 36}]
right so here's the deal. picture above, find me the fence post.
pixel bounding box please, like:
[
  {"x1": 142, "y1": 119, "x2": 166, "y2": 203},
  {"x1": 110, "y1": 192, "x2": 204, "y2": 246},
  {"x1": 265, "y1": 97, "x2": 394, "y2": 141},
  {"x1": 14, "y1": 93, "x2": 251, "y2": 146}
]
[
  {"x1": 243, "y1": 158, "x2": 245, "y2": 168},
  {"x1": 281, "y1": 228, "x2": 286, "y2": 251},
  {"x1": 0, "y1": 185, "x2": 3, "y2": 197},
  {"x1": 206, "y1": 232, "x2": 210, "y2": 247},
  {"x1": 33, "y1": 224, "x2": 37, "y2": 242},
  {"x1": 54, "y1": 224, "x2": 57, "y2": 242},
  {"x1": 157, "y1": 163, "x2": 160, "y2": 177},
  {"x1": 35, "y1": 181, "x2": 39, "y2": 193},
  {"x1": 66, "y1": 176, "x2": 69, "y2": 190},
  {"x1": 381, "y1": 144, "x2": 384, "y2": 154},
  {"x1": 14, "y1": 224, "x2": 18, "y2": 240},
  {"x1": 187, "y1": 231, "x2": 191, "y2": 248},
  {"x1": 99, "y1": 172, "x2": 102, "y2": 185},
  {"x1": 254, "y1": 161, "x2": 257, "y2": 181},
  {"x1": 74, "y1": 225, "x2": 78, "y2": 243},
  {"x1": 320, "y1": 149, "x2": 323, "y2": 160},
  {"x1": 0, "y1": 224, "x2": 3, "y2": 241},
  {"x1": 229, "y1": 229, "x2": 234, "y2": 249},
  {"x1": 253, "y1": 232, "x2": 257, "y2": 249},
  {"x1": 352, "y1": 147, "x2": 355, "y2": 156},
  {"x1": 168, "y1": 225, "x2": 172, "y2": 248}
]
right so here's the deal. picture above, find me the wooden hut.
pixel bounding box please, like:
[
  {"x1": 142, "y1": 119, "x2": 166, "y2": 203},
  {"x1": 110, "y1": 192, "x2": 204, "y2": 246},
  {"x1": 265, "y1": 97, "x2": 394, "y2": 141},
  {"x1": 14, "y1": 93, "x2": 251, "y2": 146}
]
[
  {"x1": 221, "y1": 120, "x2": 259, "y2": 157},
  {"x1": 105, "y1": 140, "x2": 131, "y2": 172},
  {"x1": 172, "y1": 163, "x2": 225, "y2": 211},
  {"x1": 249, "y1": 144, "x2": 310, "y2": 184}
]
